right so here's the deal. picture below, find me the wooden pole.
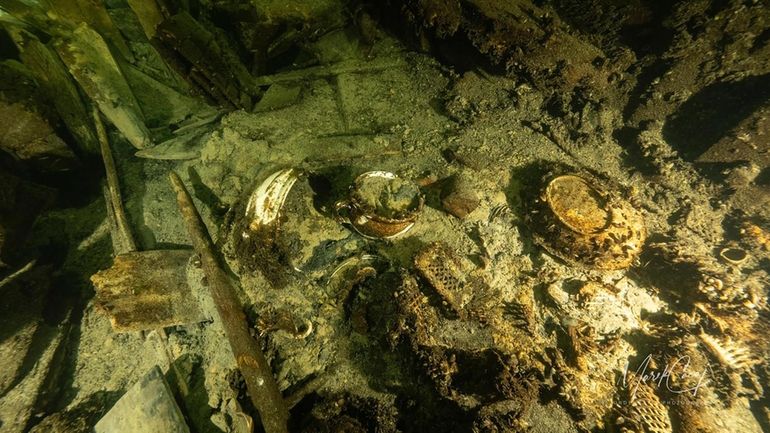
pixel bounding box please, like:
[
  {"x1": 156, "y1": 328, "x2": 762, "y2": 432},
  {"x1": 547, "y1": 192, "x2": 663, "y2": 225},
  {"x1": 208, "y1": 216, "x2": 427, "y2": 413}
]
[
  {"x1": 94, "y1": 107, "x2": 138, "y2": 253},
  {"x1": 168, "y1": 172, "x2": 289, "y2": 433}
]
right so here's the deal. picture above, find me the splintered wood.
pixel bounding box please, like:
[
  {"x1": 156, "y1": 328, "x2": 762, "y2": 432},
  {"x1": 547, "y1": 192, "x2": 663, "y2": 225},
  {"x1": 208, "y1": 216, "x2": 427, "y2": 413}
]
[{"x1": 90, "y1": 250, "x2": 204, "y2": 332}]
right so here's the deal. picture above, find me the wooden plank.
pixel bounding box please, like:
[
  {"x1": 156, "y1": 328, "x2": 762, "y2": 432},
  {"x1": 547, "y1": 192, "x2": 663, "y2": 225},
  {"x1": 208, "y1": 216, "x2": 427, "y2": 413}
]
[
  {"x1": 126, "y1": 0, "x2": 165, "y2": 39},
  {"x1": 17, "y1": 36, "x2": 99, "y2": 155},
  {"x1": 48, "y1": 0, "x2": 135, "y2": 62},
  {"x1": 91, "y1": 250, "x2": 206, "y2": 332},
  {"x1": 56, "y1": 24, "x2": 153, "y2": 149}
]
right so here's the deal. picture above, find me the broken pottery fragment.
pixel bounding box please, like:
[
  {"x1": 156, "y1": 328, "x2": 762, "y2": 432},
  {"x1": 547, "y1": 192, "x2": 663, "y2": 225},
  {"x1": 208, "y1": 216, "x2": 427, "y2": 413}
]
[
  {"x1": 523, "y1": 165, "x2": 646, "y2": 270},
  {"x1": 335, "y1": 171, "x2": 424, "y2": 239},
  {"x1": 440, "y1": 174, "x2": 480, "y2": 219},
  {"x1": 234, "y1": 167, "x2": 302, "y2": 287},
  {"x1": 245, "y1": 168, "x2": 300, "y2": 230},
  {"x1": 94, "y1": 366, "x2": 190, "y2": 433},
  {"x1": 234, "y1": 165, "x2": 362, "y2": 285}
]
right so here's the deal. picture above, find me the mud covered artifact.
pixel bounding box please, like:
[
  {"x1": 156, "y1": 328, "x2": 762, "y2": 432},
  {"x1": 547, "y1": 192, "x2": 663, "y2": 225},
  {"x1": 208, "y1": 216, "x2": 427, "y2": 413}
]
[
  {"x1": 335, "y1": 171, "x2": 424, "y2": 239},
  {"x1": 522, "y1": 163, "x2": 646, "y2": 270},
  {"x1": 2, "y1": 0, "x2": 770, "y2": 432},
  {"x1": 233, "y1": 167, "x2": 303, "y2": 287}
]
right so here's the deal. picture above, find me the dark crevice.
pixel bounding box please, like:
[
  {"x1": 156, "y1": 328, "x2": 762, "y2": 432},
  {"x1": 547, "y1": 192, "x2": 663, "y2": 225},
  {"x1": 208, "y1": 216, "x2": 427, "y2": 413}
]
[
  {"x1": 662, "y1": 73, "x2": 770, "y2": 161},
  {"x1": 622, "y1": 58, "x2": 673, "y2": 122}
]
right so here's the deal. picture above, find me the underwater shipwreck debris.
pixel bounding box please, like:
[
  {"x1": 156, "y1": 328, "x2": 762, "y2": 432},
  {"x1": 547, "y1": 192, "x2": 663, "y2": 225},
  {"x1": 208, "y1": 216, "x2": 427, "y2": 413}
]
[
  {"x1": 413, "y1": 241, "x2": 498, "y2": 321},
  {"x1": 56, "y1": 24, "x2": 154, "y2": 150},
  {"x1": 90, "y1": 110, "x2": 204, "y2": 331},
  {"x1": 335, "y1": 171, "x2": 424, "y2": 239},
  {"x1": 326, "y1": 253, "x2": 388, "y2": 304},
  {"x1": 547, "y1": 346, "x2": 617, "y2": 430},
  {"x1": 256, "y1": 307, "x2": 314, "y2": 340},
  {"x1": 523, "y1": 166, "x2": 646, "y2": 270},
  {"x1": 440, "y1": 173, "x2": 480, "y2": 219},
  {"x1": 719, "y1": 246, "x2": 749, "y2": 266},
  {"x1": 154, "y1": 11, "x2": 258, "y2": 110},
  {"x1": 698, "y1": 332, "x2": 764, "y2": 397},
  {"x1": 645, "y1": 241, "x2": 764, "y2": 308},
  {"x1": 170, "y1": 171, "x2": 290, "y2": 433},
  {"x1": 125, "y1": 0, "x2": 165, "y2": 40},
  {"x1": 234, "y1": 167, "x2": 301, "y2": 287},
  {"x1": 90, "y1": 250, "x2": 204, "y2": 331},
  {"x1": 741, "y1": 220, "x2": 770, "y2": 252},
  {"x1": 13, "y1": 33, "x2": 99, "y2": 156},
  {"x1": 655, "y1": 330, "x2": 768, "y2": 433},
  {"x1": 0, "y1": 100, "x2": 76, "y2": 171},
  {"x1": 614, "y1": 373, "x2": 673, "y2": 433},
  {"x1": 391, "y1": 271, "x2": 537, "y2": 412},
  {"x1": 295, "y1": 391, "x2": 400, "y2": 433},
  {"x1": 385, "y1": 0, "x2": 621, "y2": 100},
  {"x1": 245, "y1": 168, "x2": 300, "y2": 232},
  {"x1": 1, "y1": 1, "x2": 768, "y2": 431},
  {"x1": 94, "y1": 366, "x2": 190, "y2": 433}
]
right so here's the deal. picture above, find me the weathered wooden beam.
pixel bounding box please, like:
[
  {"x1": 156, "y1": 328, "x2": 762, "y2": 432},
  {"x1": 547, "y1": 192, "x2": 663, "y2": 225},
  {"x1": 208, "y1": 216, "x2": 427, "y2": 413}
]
[
  {"x1": 48, "y1": 0, "x2": 135, "y2": 62},
  {"x1": 93, "y1": 108, "x2": 137, "y2": 252},
  {"x1": 56, "y1": 24, "x2": 153, "y2": 150},
  {"x1": 126, "y1": 0, "x2": 165, "y2": 40},
  {"x1": 15, "y1": 34, "x2": 99, "y2": 156},
  {"x1": 169, "y1": 171, "x2": 289, "y2": 433},
  {"x1": 155, "y1": 12, "x2": 257, "y2": 110}
]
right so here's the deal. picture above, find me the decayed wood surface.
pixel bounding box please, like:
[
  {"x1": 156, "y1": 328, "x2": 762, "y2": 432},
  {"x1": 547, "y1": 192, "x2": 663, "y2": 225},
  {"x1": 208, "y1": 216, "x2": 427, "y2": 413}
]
[
  {"x1": 90, "y1": 250, "x2": 203, "y2": 331},
  {"x1": 91, "y1": 109, "x2": 205, "y2": 331},
  {"x1": 93, "y1": 109, "x2": 137, "y2": 253},
  {"x1": 57, "y1": 24, "x2": 153, "y2": 150},
  {"x1": 16, "y1": 35, "x2": 99, "y2": 155}
]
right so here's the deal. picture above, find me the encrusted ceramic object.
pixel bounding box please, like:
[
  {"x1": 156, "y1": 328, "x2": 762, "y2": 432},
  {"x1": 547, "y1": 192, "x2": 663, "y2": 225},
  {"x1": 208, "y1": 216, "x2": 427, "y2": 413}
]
[
  {"x1": 234, "y1": 167, "x2": 364, "y2": 287},
  {"x1": 614, "y1": 373, "x2": 673, "y2": 433},
  {"x1": 524, "y1": 167, "x2": 646, "y2": 270},
  {"x1": 234, "y1": 167, "x2": 302, "y2": 287},
  {"x1": 335, "y1": 171, "x2": 424, "y2": 239},
  {"x1": 244, "y1": 168, "x2": 299, "y2": 231},
  {"x1": 413, "y1": 241, "x2": 499, "y2": 322}
]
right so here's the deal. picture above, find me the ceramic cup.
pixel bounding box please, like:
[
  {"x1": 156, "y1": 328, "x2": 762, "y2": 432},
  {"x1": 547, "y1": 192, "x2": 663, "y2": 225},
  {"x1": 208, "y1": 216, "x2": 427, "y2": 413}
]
[{"x1": 335, "y1": 171, "x2": 424, "y2": 239}]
